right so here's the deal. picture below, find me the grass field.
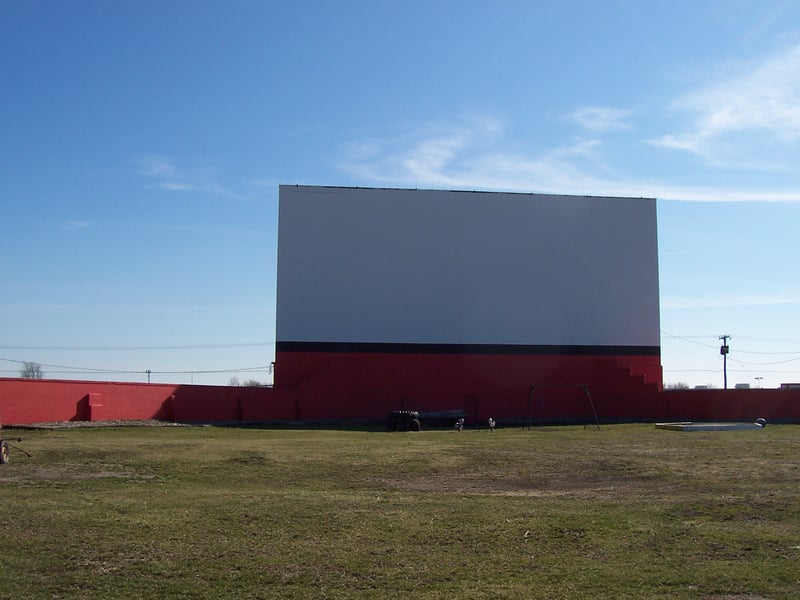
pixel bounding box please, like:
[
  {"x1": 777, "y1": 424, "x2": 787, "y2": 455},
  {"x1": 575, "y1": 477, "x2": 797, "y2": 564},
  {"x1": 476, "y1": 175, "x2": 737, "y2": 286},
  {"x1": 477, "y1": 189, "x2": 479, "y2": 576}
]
[{"x1": 0, "y1": 423, "x2": 798, "y2": 599}]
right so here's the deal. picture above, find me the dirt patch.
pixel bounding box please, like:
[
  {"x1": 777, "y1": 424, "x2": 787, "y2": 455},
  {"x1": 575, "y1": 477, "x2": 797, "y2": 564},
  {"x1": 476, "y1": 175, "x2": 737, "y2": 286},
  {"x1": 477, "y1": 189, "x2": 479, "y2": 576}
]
[
  {"x1": 378, "y1": 472, "x2": 665, "y2": 498},
  {"x1": 705, "y1": 596, "x2": 773, "y2": 600},
  {"x1": 0, "y1": 465, "x2": 156, "y2": 482},
  {"x1": 7, "y1": 419, "x2": 188, "y2": 430}
]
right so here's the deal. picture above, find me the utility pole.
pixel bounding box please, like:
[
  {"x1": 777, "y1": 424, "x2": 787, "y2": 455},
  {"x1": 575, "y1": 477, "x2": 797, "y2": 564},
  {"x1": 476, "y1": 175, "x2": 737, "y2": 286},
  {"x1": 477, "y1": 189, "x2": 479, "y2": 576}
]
[
  {"x1": 719, "y1": 335, "x2": 730, "y2": 390},
  {"x1": 146, "y1": 369, "x2": 152, "y2": 384}
]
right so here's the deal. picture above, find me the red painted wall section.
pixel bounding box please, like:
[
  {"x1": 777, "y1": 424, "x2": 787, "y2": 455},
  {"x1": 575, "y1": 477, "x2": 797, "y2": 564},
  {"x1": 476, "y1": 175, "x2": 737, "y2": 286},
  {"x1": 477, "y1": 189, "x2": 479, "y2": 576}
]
[
  {"x1": 168, "y1": 385, "x2": 299, "y2": 423},
  {"x1": 3, "y1": 376, "x2": 800, "y2": 425},
  {"x1": 274, "y1": 350, "x2": 663, "y2": 422},
  {"x1": 660, "y1": 389, "x2": 800, "y2": 422},
  {"x1": 0, "y1": 378, "x2": 299, "y2": 425},
  {"x1": 0, "y1": 379, "x2": 176, "y2": 424}
]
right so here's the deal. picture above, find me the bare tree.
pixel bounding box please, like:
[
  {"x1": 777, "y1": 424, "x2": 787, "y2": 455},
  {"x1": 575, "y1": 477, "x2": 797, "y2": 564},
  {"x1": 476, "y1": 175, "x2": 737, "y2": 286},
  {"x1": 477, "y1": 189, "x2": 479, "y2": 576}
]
[
  {"x1": 664, "y1": 382, "x2": 690, "y2": 390},
  {"x1": 228, "y1": 376, "x2": 241, "y2": 387},
  {"x1": 243, "y1": 379, "x2": 264, "y2": 387},
  {"x1": 20, "y1": 361, "x2": 44, "y2": 379}
]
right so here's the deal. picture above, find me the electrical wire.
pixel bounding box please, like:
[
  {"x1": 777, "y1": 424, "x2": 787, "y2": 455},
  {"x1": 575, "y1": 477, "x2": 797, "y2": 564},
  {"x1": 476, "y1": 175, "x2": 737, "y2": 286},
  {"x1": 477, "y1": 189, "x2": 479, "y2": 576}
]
[
  {"x1": 6, "y1": 332, "x2": 799, "y2": 379},
  {"x1": 728, "y1": 356, "x2": 800, "y2": 366},
  {"x1": 663, "y1": 368, "x2": 800, "y2": 374},
  {"x1": 0, "y1": 342, "x2": 273, "y2": 351},
  {"x1": 0, "y1": 357, "x2": 270, "y2": 376},
  {"x1": 661, "y1": 330, "x2": 800, "y2": 356},
  {"x1": 660, "y1": 331, "x2": 719, "y2": 349}
]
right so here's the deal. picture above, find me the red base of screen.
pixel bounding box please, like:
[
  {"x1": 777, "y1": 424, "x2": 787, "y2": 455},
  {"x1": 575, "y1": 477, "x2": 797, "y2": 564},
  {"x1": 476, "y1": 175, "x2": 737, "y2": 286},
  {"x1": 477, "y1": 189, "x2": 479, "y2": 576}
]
[{"x1": 275, "y1": 350, "x2": 663, "y2": 422}]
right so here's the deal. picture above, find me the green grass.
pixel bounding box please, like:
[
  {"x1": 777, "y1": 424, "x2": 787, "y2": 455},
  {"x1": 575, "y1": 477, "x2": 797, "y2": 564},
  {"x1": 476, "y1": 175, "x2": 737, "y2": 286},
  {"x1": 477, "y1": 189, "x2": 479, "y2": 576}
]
[{"x1": 1, "y1": 424, "x2": 799, "y2": 599}]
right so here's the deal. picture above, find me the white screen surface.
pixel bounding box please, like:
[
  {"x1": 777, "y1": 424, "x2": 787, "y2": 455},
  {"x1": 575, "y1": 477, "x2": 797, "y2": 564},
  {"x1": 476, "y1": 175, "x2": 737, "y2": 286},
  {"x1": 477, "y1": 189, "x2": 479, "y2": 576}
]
[{"x1": 277, "y1": 186, "x2": 659, "y2": 347}]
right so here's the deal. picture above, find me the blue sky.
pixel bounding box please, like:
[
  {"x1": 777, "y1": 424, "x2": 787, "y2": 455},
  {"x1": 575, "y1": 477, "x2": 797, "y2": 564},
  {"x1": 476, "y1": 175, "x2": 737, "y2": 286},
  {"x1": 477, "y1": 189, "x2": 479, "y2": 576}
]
[{"x1": 2, "y1": 1, "x2": 800, "y2": 388}]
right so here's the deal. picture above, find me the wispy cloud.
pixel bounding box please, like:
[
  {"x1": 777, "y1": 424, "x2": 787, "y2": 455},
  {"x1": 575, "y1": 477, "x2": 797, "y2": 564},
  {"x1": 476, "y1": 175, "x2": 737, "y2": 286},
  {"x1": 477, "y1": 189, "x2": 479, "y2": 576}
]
[
  {"x1": 340, "y1": 116, "x2": 609, "y2": 193},
  {"x1": 662, "y1": 293, "x2": 800, "y2": 310},
  {"x1": 339, "y1": 114, "x2": 800, "y2": 202},
  {"x1": 139, "y1": 156, "x2": 177, "y2": 178},
  {"x1": 0, "y1": 300, "x2": 273, "y2": 315},
  {"x1": 60, "y1": 220, "x2": 262, "y2": 236},
  {"x1": 65, "y1": 220, "x2": 90, "y2": 230},
  {"x1": 650, "y1": 43, "x2": 800, "y2": 164},
  {"x1": 341, "y1": 116, "x2": 505, "y2": 188},
  {"x1": 136, "y1": 155, "x2": 241, "y2": 199},
  {"x1": 568, "y1": 106, "x2": 633, "y2": 132}
]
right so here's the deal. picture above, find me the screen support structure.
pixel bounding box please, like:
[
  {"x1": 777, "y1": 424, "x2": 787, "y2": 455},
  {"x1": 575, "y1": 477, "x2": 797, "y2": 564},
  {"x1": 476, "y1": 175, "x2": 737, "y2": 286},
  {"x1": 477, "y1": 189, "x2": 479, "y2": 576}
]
[{"x1": 526, "y1": 384, "x2": 601, "y2": 431}]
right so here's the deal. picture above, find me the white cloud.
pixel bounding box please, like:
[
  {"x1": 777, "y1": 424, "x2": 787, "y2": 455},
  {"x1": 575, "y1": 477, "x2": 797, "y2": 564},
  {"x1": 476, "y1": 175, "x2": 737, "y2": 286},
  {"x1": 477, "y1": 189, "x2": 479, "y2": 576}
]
[
  {"x1": 635, "y1": 185, "x2": 800, "y2": 203},
  {"x1": 400, "y1": 132, "x2": 470, "y2": 184},
  {"x1": 662, "y1": 293, "x2": 800, "y2": 310},
  {"x1": 66, "y1": 220, "x2": 90, "y2": 230},
  {"x1": 569, "y1": 106, "x2": 633, "y2": 132},
  {"x1": 651, "y1": 43, "x2": 800, "y2": 162},
  {"x1": 159, "y1": 181, "x2": 196, "y2": 192},
  {"x1": 339, "y1": 115, "x2": 800, "y2": 203},
  {"x1": 340, "y1": 116, "x2": 609, "y2": 193},
  {"x1": 138, "y1": 156, "x2": 178, "y2": 178},
  {"x1": 341, "y1": 113, "x2": 800, "y2": 202},
  {"x1": 136, "y1": 155, "x2": 241, "y2": 199}
]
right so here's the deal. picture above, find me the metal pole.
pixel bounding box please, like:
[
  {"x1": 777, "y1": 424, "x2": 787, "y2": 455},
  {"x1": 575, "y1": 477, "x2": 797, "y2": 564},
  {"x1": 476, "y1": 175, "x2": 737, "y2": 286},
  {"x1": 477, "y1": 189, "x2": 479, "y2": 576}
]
[
  {"x1": 526, "y1": 385, "x2": 535, "y2": 431},
  {"x1": 719, "y1": 335, "x2": 730, "y2": 390},
  {"x1": 723, "y1": 353, "x2": 727, "y2": 389}
]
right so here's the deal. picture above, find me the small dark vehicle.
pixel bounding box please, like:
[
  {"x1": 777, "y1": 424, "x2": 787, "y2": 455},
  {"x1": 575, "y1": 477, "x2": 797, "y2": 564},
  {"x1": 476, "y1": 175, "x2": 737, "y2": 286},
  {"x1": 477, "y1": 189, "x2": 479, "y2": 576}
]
[
  {"x1": 418, "y1": 409, "x2": 467, "y2": 428},
  {"x1": 386, "y1": 410, "x2": 421, "y2": 432},
  {"x1": 386, "y1": 409, "x2": 468, "y2": 431}
]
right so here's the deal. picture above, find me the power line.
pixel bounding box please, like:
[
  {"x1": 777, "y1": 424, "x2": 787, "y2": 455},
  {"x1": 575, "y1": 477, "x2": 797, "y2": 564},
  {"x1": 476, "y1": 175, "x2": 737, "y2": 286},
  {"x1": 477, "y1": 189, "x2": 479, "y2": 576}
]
[
  {"x1": 664, "y1": 368, "x2": 800, "y2": 374},
  {"x1": 0, "y1": 342, "x2": 273, "y2": 351},
  {"x1": 661, "y1": 331, "x2": 800, "y2": 355},
  {"x1": 660, "y1": 331, "x2": 719, "y2": 349},
  {"x1": 0, "y1": 357, "x2": 269, "y2": 376},
  {"x1": 0, "y1": 357, "x2": 123, "y2": 373},
  {"x1": 728, "y1": 356, "x2": 800, "y2": 366}
]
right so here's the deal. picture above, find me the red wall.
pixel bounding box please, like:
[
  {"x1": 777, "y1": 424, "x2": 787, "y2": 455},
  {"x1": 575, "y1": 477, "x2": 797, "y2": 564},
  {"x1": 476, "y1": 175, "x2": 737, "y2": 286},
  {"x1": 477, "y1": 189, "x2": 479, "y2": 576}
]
[
  {"x1": 274, "y1": 350, "x2": 663, "y2": 423},
  {"x1": 0, "y1": 379, "x2": 174, "y2": 424},
  {"x1": 659, "y1": 388, "x2": 800, "y2": 423},
  {"x1": 3, "y1": 376, "x2": 800, "y2": 426},
  {"x1": 0, "y1": 378, "x2": 298, "y2": 425}
]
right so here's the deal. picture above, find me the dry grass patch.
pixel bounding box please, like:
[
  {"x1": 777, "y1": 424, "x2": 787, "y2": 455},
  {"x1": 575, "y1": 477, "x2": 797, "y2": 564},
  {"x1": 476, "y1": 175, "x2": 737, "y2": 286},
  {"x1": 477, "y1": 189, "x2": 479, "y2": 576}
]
[{"x1": 0, "y1": 424, "x2": 798, "y2": 599}]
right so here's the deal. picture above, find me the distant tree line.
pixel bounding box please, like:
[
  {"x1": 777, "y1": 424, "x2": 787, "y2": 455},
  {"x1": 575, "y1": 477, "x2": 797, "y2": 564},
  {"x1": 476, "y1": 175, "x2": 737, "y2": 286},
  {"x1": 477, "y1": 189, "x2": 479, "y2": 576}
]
[
  {"x1": 664, "y1": 382, "x2": 718, "y2": 390},
  {"x1": 19, "y1": 362, "x2": 44, "y2": 379},
  {"x1": 664, "y1": 382, "x2": 689, "y2": 390},
  {"x1": 228, "y1": 376, "x2": 268, "y2": 387}
]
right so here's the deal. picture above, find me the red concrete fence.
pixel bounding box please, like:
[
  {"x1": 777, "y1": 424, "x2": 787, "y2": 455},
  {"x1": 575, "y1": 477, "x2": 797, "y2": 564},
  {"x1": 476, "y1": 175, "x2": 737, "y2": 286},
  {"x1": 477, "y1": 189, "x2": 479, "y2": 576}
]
[
  {"x1": 2, "y1": 377, "x2": 799, "y2": 426},
  {"x1": 658, "y1": 388, "x2": 800, "y2": 423},
  {"x1": 0, "y1": 378, "x2": 299, "y2": 425}
]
